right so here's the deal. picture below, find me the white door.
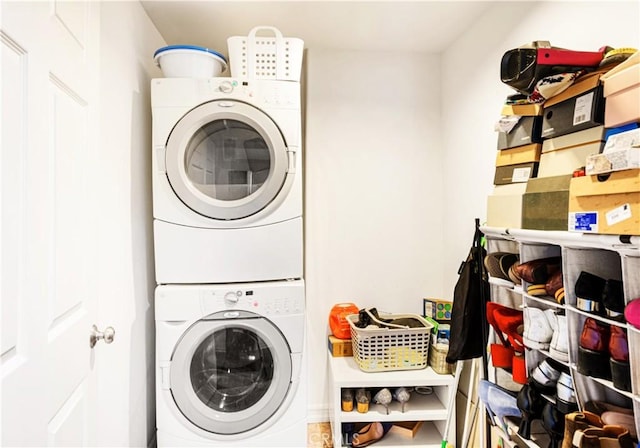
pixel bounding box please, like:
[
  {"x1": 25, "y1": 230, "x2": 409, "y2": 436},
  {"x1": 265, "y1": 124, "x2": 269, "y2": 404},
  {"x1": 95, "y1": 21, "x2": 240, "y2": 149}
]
[{"x1": 1, "y1": 1, "x2": 101, "y2": 445}]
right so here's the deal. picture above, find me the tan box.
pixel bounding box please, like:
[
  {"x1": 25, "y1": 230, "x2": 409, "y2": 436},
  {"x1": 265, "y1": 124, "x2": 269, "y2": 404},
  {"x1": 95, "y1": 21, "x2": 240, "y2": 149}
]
[
  {"x1": 496, "y1": 143, "x2": 541, "y2": 167},
  {"x1": 327, "y1": 335, "x2": 352, "y2": 357},
  {"x1": 501, "y1": 103, "x2": 543, "y2": 116},
  {"x1": 544, "y1": 68, "x2": 609, "y2": 108},
  {"x1": 494, "y1": 162, "x2": 538, "y2": 185},
  {"x1": 568, "y1": 169, "x2": 640, "y2": 235},
  {"x1": 389, "y1": 421, "x2": 424, "y2": 438},
  {"x1": 486, "y1": 183, "x2": 526, "y2": 228},
  {"x1": 603, "y1": 61, "x2": 640, "y2": 128},
  {"x1": 522, "y1": 175, "x2": 572, "y2": 231},
  {"x1": 538, "y1": 126, "x2": 605, "y2": 178}
]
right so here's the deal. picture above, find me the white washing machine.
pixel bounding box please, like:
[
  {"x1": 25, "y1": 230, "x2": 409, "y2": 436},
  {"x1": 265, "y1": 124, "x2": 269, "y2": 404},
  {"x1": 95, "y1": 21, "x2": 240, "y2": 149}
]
[
  {"x1": 151, "y1": 77, "x2": 303, "y2": 284},
  {"x1": 155, "y1": 280, "x2": 307, "y2": 447}
]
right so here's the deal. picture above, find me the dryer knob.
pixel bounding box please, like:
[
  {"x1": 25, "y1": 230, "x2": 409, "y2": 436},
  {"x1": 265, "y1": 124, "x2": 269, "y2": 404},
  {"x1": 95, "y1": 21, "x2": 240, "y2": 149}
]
[
  {"x1": 219, "y1": 81, "x2": 234, "y2": 94},
  {"x1": 224, "y1": 291, "x2": 240, "y2": 304}
]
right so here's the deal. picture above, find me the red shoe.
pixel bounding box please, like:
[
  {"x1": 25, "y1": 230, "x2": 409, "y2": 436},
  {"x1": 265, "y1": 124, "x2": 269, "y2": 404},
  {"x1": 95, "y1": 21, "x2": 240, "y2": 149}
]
[
  {"x1": 577, "y1": 318, "x2": 611, "y2": 380},
  {"x1": 609, "y1": 325, "x2": 631, "y2": 392}
]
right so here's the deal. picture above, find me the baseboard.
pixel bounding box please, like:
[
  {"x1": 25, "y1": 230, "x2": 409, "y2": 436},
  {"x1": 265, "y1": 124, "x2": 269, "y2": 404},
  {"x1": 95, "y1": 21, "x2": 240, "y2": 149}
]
[{"x1": 306, "y1": 404, "x2": 330, "y2": 423}]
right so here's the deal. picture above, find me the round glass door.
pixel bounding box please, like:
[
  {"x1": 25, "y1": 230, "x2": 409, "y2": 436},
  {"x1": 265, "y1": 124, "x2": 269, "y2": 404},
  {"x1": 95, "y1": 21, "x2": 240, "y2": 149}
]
[
  {"x1": 170, "y1": 312, "x2": 292, "y2": 435},
  {"x1": 165, "y1": 100, "x2": 289, "y2": 220}
]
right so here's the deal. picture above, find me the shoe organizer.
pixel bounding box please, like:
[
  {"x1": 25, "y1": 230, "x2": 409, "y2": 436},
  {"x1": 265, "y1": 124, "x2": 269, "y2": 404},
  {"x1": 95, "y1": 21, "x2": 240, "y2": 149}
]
[{"x1": 482, "y1": 227, "x2": 640, "y2": 448}]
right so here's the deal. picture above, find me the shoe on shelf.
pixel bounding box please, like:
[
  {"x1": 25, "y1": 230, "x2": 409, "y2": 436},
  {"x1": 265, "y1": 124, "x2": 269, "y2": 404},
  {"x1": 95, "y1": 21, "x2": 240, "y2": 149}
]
[
  {"x1": 562, "y1": 411, "x2": 603, "y2": 448},
  {"x1": 608, "y1": 325, "x2": 631, "y2": 392},
  {"x1": 372, "y1": 388, "x2": 392, "y2": 415},
  {"x1": 602, "y1": 279, "x2": 625, "y2": 321},
  {"x1": 514, "y1": 256, "x2": 562, "y2": 284},
  {"x1": 577, "y1": 317, "x2": 612, "y2": 380},
  {"x1": 517, "y1": 382, "x2": 545, "y2": 440},
  {"x1": 549, "y1": 313, "x2": 569, "y2": 363},
  {"x1": 479, "y1": 380, "x2": 520, "y2": 429},
  {"x1": 530, "y1": 357, "x2": 563, "y2": 395},
  {"x1": 542, "y1": 401, "x2": 566, "y2": 448},
  {"x1": 523, "y1": 307, "x2": 556, "y2": 351},
  {"x1": 574, "y1": 271, "x2": 606, "y2": 315},
  {"x1": 601, "y1": 411, "x2": 637, "y2": 440},
  {"x1": 351, "y1": 422, "x2": 384, "y2": 448},
  {"x1": 555, "y1": 371, "x2": 578, "y2": 415},
  {"x1": 545, "y1": 268, "x2": 564, "y2": 302},
  {"x1": 392, "y1": 387, "x2": 411, "y2": 413},
  {"x1": 485, "y1": 252, "x2": 519, "y2": 282},
  {"x1": 583, "y1": 401, "x2": 634, "y2": 417},
  {"x1": 572, "y1": 425, "x2": 635, "y2": 448}
]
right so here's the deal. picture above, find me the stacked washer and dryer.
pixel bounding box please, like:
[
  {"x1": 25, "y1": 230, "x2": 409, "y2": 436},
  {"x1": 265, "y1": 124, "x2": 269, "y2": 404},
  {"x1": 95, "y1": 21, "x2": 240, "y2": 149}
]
[{"x1": 151, "y1": 33, "x2": 306, "y2": 447}]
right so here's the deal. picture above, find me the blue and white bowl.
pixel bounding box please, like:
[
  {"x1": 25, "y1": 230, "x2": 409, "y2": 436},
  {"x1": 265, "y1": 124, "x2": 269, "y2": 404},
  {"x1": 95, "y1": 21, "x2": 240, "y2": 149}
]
[{"x1": 154, "y1": 45, "x2": 227, "y2": 78}]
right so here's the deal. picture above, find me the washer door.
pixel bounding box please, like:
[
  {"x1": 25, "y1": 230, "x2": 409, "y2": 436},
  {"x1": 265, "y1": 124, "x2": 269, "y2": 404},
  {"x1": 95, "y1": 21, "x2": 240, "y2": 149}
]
[
  {"x1": 165, "y1": 100, "x2": 289, "y2": 220},
  {"x1": 170, "y1": 311, "x2": 293, "y2": 435}
]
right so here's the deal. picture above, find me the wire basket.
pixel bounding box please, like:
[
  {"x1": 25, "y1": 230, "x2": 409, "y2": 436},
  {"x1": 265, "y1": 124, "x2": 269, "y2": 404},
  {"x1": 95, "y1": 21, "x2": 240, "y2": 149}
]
[
  {"x1": 346, "y1": 311, "x2": 433, "y2": 373},
  {"x1": 227, "y1": 26, "x2": 304, "y2": 81}
]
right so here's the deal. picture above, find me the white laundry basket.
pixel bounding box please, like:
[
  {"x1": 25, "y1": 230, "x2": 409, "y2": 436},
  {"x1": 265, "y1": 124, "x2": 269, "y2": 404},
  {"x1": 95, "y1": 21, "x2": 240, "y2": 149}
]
[{"x1": 227, "y1": 26, "x2": 304, "y2": 81}]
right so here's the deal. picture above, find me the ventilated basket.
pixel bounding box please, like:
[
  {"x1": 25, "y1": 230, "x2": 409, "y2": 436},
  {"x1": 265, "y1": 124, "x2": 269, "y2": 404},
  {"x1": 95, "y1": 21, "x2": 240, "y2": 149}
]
[
  {"x1": 227, "y1": 26, "x2": 304, "y2": 81},
  {"x1": 429, "y1": 342, "x2": 456, "y2": 375},
  {"x1": 346, "y1": 312, "x2": 433, "y2": 372}
]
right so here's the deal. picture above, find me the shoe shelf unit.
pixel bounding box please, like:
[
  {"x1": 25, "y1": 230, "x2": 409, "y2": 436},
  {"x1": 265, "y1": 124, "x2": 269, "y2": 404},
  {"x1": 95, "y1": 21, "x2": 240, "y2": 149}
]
[
  {"x1": 327, "y1": 355, "x2": 456, "y2": 447},
  {"x1": 481, "y1": 226, "x2": 640, "y2": 447}
]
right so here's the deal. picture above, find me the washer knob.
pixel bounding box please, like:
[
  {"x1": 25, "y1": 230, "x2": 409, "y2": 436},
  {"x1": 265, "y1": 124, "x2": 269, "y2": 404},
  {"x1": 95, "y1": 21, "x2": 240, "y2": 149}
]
[
  {"x1": 224, "y1": 291, "x2": 240, "y2": 304},
  {"x1": 219, "y1": 81, "x2": 234, "y2": 93}
]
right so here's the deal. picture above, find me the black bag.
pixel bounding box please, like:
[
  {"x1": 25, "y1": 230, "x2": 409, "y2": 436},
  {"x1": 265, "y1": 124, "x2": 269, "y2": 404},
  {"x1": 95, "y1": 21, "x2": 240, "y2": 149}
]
[{"x1": 446, "y1": 231, "x2": 490, "y2": 364}]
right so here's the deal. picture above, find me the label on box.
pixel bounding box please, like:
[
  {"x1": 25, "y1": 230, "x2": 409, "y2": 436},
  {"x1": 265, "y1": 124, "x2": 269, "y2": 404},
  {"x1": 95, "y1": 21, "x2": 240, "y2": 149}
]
[
  {"x1": 574, "y1": 92, "x2": 594, "y2": 126},
  {"x1": 606, "y1": 203, "x2": 632, "y2": 226},
  {"x1": 512, "y1": 167, "x2": 532, "y2": 183},
  {"x1": 569, "y1": 211, "x2": 598, "y2": 232}
]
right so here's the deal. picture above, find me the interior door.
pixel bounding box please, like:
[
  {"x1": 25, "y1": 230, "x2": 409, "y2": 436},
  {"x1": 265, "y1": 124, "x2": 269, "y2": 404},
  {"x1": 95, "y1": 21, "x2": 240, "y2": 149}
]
[{"x1": 1, "y1": 1, "x2": 100, "y2": 445}]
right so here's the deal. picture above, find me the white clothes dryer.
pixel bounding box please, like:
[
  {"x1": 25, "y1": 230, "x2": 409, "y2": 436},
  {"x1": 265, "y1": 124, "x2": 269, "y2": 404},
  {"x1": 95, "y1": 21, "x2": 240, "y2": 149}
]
[
  {"x1": 155, "y1": 280, "x2": 307, "y2": 447},
  {"x1": 151, "y1": 77, "x2": 303, "y2": 284}
]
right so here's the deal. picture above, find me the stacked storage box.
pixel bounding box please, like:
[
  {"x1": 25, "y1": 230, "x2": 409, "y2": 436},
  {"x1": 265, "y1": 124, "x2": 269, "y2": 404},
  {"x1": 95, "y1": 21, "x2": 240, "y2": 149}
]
[
  {"x1": 521, "y1": 69, "x2": 609, "y2": 230},
  {"x1": 568, "y1": 52, "x2": 640, "y2": 235},
  {"x1": 487, "y1": 103, "x2": 542, "y2": 228}
]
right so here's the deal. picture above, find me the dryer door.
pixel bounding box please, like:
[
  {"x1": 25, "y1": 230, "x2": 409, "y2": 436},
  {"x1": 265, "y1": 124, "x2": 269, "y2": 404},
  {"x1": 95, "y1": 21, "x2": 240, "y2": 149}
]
[
  {"x1": 170, "y1": 311, "x2": 293, "y2": 435},
  {"x1": 165, "y1": 100, "x2": 290, "y2": 220}
]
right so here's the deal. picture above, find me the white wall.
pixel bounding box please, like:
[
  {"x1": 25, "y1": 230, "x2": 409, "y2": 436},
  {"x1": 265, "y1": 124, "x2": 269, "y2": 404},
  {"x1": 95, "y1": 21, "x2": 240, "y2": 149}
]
[
  {"x1": 441, "y1": 0, "x2": 640, "y2": 292},
  {"x1": 304, "y1": 49, "x2": 444, "y2": 418},
  {"x1": 96, "y1": 2, "x2": 164, "y2": 446}
]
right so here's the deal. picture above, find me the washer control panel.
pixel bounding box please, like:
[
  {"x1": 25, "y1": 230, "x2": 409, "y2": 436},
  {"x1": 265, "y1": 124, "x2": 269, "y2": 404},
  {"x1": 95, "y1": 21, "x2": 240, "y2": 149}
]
[{"x1": 200, "y1": 282, "x2": 304, "y2": 316}]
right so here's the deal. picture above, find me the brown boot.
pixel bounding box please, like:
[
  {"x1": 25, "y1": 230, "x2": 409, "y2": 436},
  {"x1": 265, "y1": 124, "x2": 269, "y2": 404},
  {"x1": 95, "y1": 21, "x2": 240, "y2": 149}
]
[
  {"x1": 562, "y1": 411, "x2": 603, "y2": 448},
  {"x1": 571, "y1": 425, "x2": 634, "y2": 448}
]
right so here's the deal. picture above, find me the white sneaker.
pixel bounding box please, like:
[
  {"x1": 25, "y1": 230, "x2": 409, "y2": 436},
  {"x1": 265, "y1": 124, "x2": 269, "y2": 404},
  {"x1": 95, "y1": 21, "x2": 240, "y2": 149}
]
[
  {"x1": 549, "y1": 314, "x2": 569, "y2": 363},
  {"x1": 523, "y1": 307, "x2": 554, "y2": 350}
]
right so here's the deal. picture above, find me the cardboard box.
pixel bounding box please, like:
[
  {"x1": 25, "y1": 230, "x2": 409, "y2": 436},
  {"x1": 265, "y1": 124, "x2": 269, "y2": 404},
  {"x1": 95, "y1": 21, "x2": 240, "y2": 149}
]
[
  {"x1": 496, "y1": 143, "x2": 541, "y2": 167},
  {"x1": 568, "y1": 169, "x2": 640, "y2": 235},
  {"x1": 389, "y1": 421, "x2": 424, "y2": 438},
  {"x1": 538, "y1": 126, "x2": 605, "y2": 177},
  {"x1": 497, "y1": 116, "x2": 542, "y2": 150},
  {"x1": 328, "y1": 335, "x2": 353, "y2": 357},
  {"x1": 486, "y1": 183, "x2": 526, "y2": 228},
  {"x1": 501, "y1": 103, "x2": 543, "y2": 116},
  {"x1": 586, "y1": 128, "x2": 640, "y2": 175},
  {"x1": 522, "y1": 174, "x2": 572, "y2": 231},
  {"x1": 494, "y1": 162, "x2": 538, "y2": 185},
  {"x1": 602, "y1": 58, "x2": 640, "y2": 128},
  {"x1": 541, "y1": 69, "x2": 608, "y2": 139},
  {"x1": 423, "y1": 298, "x2": 452, "y2": 321}
]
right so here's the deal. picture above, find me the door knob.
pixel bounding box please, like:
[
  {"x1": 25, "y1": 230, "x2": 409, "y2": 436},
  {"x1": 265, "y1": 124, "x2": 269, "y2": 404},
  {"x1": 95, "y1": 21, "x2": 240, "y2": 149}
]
[{"x1": 90, "y1": 325, "x2": 115, "y2": 348}]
